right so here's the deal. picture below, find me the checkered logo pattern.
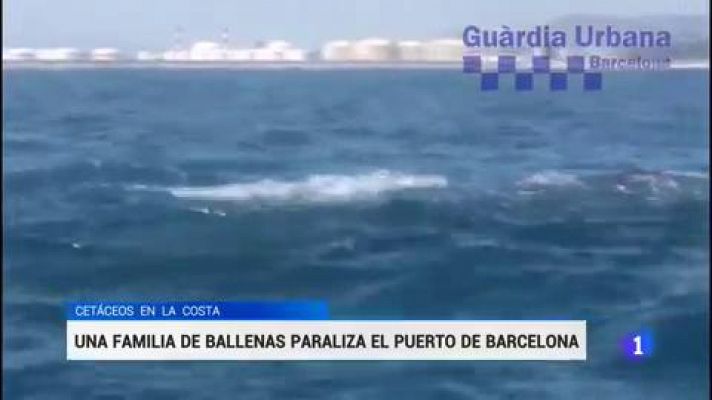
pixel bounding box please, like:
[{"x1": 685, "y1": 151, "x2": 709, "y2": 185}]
[{"x1": 463, "y1": 55, "x2": 602, "y2": 91}]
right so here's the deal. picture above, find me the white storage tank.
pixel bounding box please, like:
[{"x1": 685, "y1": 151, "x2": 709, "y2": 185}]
[
  {"x1": 2, "y1": 48, "x2": 36, "y2": 61},
  {"x1": 189, "y1": 41, "x2": 224, "y2": 61},
  {"x1": 281, "y1": 48, "x2": 306, "y2": 61},
  {"x1": 250, "y1": 41, "x2": 306, "y2": 61},
  {"x1": 225, "y1": 49, "x2": 252, "y2": 61},
  {"x1": 251, "y1": 47, "x2": 279, "y2": 61},
  {"x1": 264, "y1": 40, "x2": 292, "y2": 52},
  {"x1": 423, "y1": 39, "x2": 463, "y2": 62},
  {"x1": 162, "y1": 49, "x2": 190, "y2": 61},
  {"x1": 136, "y1": 51, "x2": 162, "y2": 61},
  {"x1": 91, "y1": 48, "x2": 120, "y2": 62},
  {"x1": 352, "y1": 38, "x2": 394, "y2": 61},
  {"x1": 35, "y1": 48, "x2": 81, "y2": 62},
  {"x1": 397, "y1": 41, "x2": 424, "y2": 62},
  {"x1": 321, "y1": 40, "x2": 352, "y2": 61}
]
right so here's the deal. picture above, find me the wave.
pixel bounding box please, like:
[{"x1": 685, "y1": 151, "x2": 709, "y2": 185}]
[
  {"x1": 516, "y1": 171, "x2": 583, "y2": 189},
  {"x1": 661, "y1": 170, "x2": 709, "y2": 180},
  {"x1": 516, "y1": 169, "x2": 708, "y2": 199},
  {"x1": 188, "y1": 207, "x2": 227, "y2": 216},
  {"x1": 168, "y1": 170, "x2": 448, "y2": 203}
]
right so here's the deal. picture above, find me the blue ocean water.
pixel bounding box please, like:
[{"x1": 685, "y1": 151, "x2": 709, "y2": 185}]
[{"x1": 2, "y1": 69, "x2": 709, "y2": 399}]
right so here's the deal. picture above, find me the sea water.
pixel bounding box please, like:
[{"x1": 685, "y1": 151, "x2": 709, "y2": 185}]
[{"x1": 3, "y1": 69, "x2": 709, "y2": 399}]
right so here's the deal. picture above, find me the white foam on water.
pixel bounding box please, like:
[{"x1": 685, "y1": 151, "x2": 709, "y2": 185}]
[
  {"x1": 614, "y1": 171, "x2": 709, "y2": 199},
  {"x1": 129, "y1": 184, "x2": 150, "y2": 190},
  {"x1": 169, "y1": 170, "x2": 448, "y2": 203},
  {"x1": 662, "y1": 170, "x2": 709, "y2": 180},
  {"x1": 517, "y1": 171, "x2": 583, "y2": 188},
  {"x1": 622, "y1": 173, "x2": 680, "y2": 196},
  {"x1": 188, "y1": 207, "x2": 228, "y2": 216}
]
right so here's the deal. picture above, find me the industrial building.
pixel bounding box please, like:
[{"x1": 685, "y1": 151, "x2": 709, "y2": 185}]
[
  {"x1": 90, "y1": 48, "x2": 121, "y2": 62},
  {"x1": 187, "y1": 41, "x2": 224, "y2": 61},
  {"x1": 321, "y1": 40, "x2": 352, "y2": 61},
  {"x1": 136, "y1": 51, "x2": 162, "y2": 62},
  {"x1": 320, "y1": 38, "x2": 464, "y2": 62},
  {"x1": 2, "y1": 48, "x2": 36, "y2": 61},
  {"x1": 422, "y1": 39, "x2": 463, "y2": 62},
  {"x1": 34, "y1": 48, "x2": 81, "y2": 62},
  {"x1": 157, "y1": 39, "x2": 306, "y2": 62},
  {"x1": 3, "y1": 36, "x2": 466, "y2": 65},
  {"x1": 396, "y1": 41, "x2": 424, "y2": 61},
  {"x1": 351, "y1": 38, "x2": 395, "y2": 61},
  {"x1": 249, "y1": 40, "x2": 306, "y2": 61}
]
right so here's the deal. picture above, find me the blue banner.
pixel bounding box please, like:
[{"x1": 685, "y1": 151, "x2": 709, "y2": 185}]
[{"x1": 67, "y1": 301, "x2": 329, "y2": 320}]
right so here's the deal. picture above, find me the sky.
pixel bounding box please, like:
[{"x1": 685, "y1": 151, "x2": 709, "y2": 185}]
[{"x1": 3, "y1": 0, "x2": 709, "y2": 51}]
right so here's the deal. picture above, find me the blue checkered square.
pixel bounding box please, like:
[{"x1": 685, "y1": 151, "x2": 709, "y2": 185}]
[
  {"x1": 515, "y1": 73, "x2": 533, "y2": 91},
  {"x1": 550, "y1": 73, "x2": 567, "y2": 90},
  {"x1": 497, "y1": 56, "x2": 516, "y2": 73},
  {"x1": 567, "y1": 56, "x2": 585, "y2": 73},
  {"x1": 481, "y1": 73, "x2": 499, "y2": 90},
  {"x1": 584, "y1": 73, "x2": 602, "y2": 90},
  {"x1": 532, "y1": 56, "x2": 550, "y2": 73},
  {"x1": 462, "y1": 55, "x2": 481, "y2": 73}
]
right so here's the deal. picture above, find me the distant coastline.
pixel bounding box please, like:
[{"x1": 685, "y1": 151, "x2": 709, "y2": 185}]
[{"x1": 3, "y1": 59, "x2": 708, "y2": 71}]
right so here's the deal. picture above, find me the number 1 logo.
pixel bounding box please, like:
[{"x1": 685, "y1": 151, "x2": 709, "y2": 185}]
[{"x1": 633, "y1": 335, "x2": 644, "y2": 356}]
